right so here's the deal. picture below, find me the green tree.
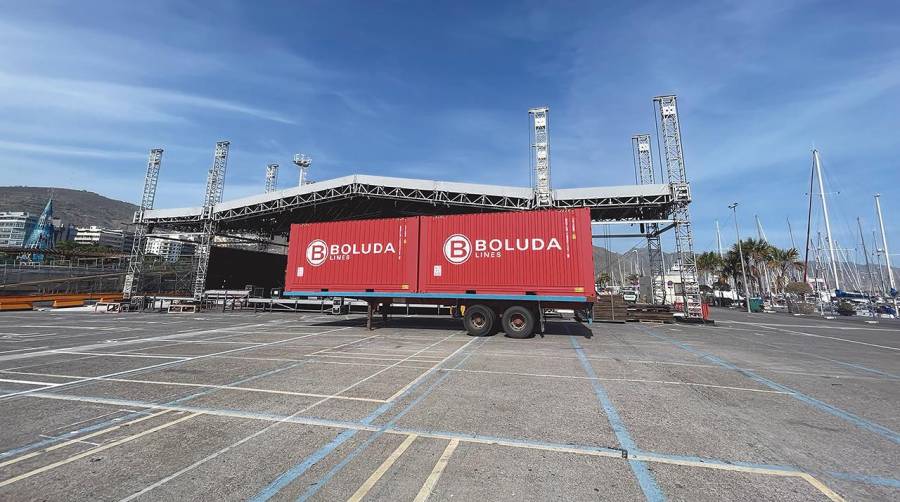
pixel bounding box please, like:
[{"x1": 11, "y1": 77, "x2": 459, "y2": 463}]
[{"x1": 696, "y1": 251, "x2": 724, "y2": 287}]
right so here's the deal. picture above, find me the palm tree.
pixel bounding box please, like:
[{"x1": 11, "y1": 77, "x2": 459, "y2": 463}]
[
  {"x1": 743, "y1": 238, "x2": 775, "y2": 297},
  {"x1": 696, "y1": 251, "x2": 724, "y2": 287},
  {"x1": 770, "y1": 247, "x2": 800, "y2": 293}
]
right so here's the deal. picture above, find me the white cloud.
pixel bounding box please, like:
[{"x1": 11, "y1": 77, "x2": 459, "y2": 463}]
[{"x1": 0, "y1": 140, "x2": 146, "y2": 160}]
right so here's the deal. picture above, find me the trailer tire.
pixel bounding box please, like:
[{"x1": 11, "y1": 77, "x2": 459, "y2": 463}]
[
  {"x1": 463, "y1": 304, "x2": 495, "y2": 337},
  {"x1": 502, "y1": 305, "x2": 535, "y2": 339}
]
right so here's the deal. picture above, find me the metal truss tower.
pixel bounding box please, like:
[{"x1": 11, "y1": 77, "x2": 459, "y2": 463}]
[
  {"x1": 123, "y1": 148, "x2": 163, "y2": 300},
  {"x1": 265, "y1": 164, "x2": 279, "y2": 193},
  {"x1": 293, "y1": 154, "x2": 311, "y2": 186},
  {"x1": 529, "y1": 107, "x2": 552, "y2": 207},
  {"x1": 193, "y1": 141, "x2": 230, "y2": 300},
  {"x1": 653, "y1": 95, "x2": 701, "y2": 318},
  {"x1": 632, "y1": 134, "x2": 665, "y2": 304}
]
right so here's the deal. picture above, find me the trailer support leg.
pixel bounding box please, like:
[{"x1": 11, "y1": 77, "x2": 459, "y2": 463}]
[
  {"x1": 538, "y1": 301, "x2": 545, "y2": 337},
  {"x1": 367, "y1": 302, "x2": 374, "y2": 331}
]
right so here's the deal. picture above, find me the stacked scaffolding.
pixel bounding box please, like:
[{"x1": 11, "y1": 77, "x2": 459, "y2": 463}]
[
  {"x1": 632, "y1": 134, "x2": 666, "y2": 304},
  {"x1": 529, "y1": 107, "x2": 552, "y2": 207},
  {"x1": 123, "y1": 148, "x2": 163, "y2": 300},
  {"x1": 654, "y1": 95, "x2": 701, "y2": 318},
  {"x1": 265, "y1": 164, "x2": 279, "y2": 193},
  {"x1": 192, "y1": 141, "x2": 230, "y2": 300}
]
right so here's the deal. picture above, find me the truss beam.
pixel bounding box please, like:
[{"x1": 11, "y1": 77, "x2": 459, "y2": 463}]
[
  {"x1": 632, "y1": 133, "x2": 666, "y2": 304},
  {"x1": 654, "y1": 95, "x2": 701, "y2": 318},
  {"x1": 265, "y1": 164, "x2": 278, "y2": 193},
  {"x1": 123, "y1": 148, "x2": 163, "y2": 300},
  {"x1": 193, "y1": 141, "x2": 229, "y2": 300},
  {"x1": 529, "y1": 107, "x2": 552, "y2": 207}
]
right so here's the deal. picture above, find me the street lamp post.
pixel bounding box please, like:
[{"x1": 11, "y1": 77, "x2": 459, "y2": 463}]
[{"x1": 729, "y1": 203, "x2": 752, "y2": 313}]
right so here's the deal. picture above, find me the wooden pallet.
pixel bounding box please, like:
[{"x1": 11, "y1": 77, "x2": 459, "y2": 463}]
[
  {"x1": 627, "y1": 303, "x2": 674, "y2": 323},
  {"x1": 593, "y1": 294, "x2": 628, "y2": 322}
]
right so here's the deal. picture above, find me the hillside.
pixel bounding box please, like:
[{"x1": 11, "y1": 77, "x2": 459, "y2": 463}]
[{"x1": 0, "y1": 186, "x2": 138, "y2": 229}]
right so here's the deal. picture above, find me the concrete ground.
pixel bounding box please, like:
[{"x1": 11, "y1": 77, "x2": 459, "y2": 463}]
[{"x1": 0, "y1": 307, "x2": 897, "y2": 501}]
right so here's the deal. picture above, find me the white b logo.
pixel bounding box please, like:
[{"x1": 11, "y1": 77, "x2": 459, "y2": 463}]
[
  {"x1": 306, "y1": 239, "x2": 328, "y2": 266},
  {"x1": 443, "y1": 234, "x2": 471, "y2": 264}
]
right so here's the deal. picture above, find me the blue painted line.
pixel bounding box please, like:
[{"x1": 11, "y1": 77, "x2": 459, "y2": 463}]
[
  {"x1": 296, "y1": 344, "x2": 484, "y2": 502},
  {"x1": 388, "y1": 426, "x2": 626, "y2": 457},
  {"x1": 1, "y1": 328, "x2": 384, "y2": 460},
  {"x1": 717, "y1": 326, "x2": 900, "y2": 380},
  {"x1": 826, "y1": 359, "x2": 900, "y2": 380},
  {"x1": 249, "y1": 338, "x2": 484, "y2": 502},
  {"x1": 639, "y1": 327, "x2": 900, "y2": 445},
  {"x1": 570, "y1": 336, "x2": 665, "y2": 502},
  {"x1": 284, "y1": 291, "x2": 588, "y2": 303},
  {"x1": 0, "y1": 359, "x2": 310, "y2": 460},
  {"x1": 826, "y1": 471, "x2": 900, "y2": 488},
  {"x1": 0, "y1": 411, "x2": 145, "y2": 460}
]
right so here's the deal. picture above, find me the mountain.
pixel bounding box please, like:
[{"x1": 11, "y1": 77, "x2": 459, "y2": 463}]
[{"x1": 0, "y1": 186, "x2": 137, "y2": 229}]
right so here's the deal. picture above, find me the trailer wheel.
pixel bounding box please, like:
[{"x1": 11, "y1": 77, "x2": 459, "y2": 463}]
[
  {"x1": 502, "y1": 306, "x2": 535, "y2": 339},
  {"x1": 463, "y1": 304, "x2": 495, "y2": 337}
]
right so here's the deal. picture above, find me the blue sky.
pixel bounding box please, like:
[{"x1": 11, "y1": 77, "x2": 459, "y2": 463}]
[{"x1": 1, "y1": 0, "x2": 898, "y2": 258}]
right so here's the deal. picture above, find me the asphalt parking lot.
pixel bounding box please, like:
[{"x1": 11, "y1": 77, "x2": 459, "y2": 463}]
[{"x1": 0, "y1": 308, "x2": 897, "y2": 501}]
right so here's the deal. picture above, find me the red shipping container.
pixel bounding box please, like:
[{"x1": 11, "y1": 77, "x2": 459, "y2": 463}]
[
  {"x1": 418, "y1": 208, "x2": 595, "y2": 299},
  {"x1": 284, "y1": 217, "x2": 419, "y2": 293}
]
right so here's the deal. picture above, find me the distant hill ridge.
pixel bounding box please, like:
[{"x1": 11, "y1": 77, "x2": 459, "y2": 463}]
[{"x1": 0, "y1": 186, "x2": 137, "y2": 230}]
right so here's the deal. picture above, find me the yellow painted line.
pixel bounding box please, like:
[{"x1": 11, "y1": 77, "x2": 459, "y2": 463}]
[
  {"x1": 346, "y1": 434, "x2": 418, "y2": 502},
  {"x1": 4, "y1": 392, "x2": 847, "y2": 501},
  {"x1": 0, "y1": 409, "x2": 172, "y2": 469},
  {"x1": 797, "y1": 473, "x2": 847, "y2": 502},
  {"x1": 631, "y1": 453, "x2": 845, "y2": 501},
  {"x1": 0, "y1": 412, "x2": 200, "y2": 488},
  {"x1": 413, "y1": 439, "x2": 459, "y2": 502}
]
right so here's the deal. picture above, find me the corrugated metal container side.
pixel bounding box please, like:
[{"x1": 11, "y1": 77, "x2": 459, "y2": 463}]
[
  {"x1": 418, "y1": 208, "x2": 595, "y2": 299},
  {"x1": 285, "y1": 217, "x2": 419, "y2": 293}
]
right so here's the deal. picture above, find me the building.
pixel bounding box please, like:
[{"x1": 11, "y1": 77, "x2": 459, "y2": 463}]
[
  {"x1": 51, "y1": 218, "x2": 77, "y2": 244},
  {"x1": 145, "y1": 234, "x2": 194, "y2": 262},
  {"x1": 74, "y1": 226, "x2": 133, "y2": 250},
  {"x1": 0, "y1": 212, "x2": 38, "y2": 247}
]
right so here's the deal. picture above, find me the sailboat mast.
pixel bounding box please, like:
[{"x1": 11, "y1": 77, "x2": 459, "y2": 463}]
[
  {"x1": 858, "y1": 218, "x2": 875, "y2": 297},
  {"x1": 814, "y1": 149, "x2": 840, "y2": 291},
  {"x1": 803, "y1": 154, "x2": 815, "y2": 283},
  {"x1": 787, "y1": 218, "x2": 797, "y2": 249},
  {"x1": 716, "y1": 220, "x2": 723, "y2": 258},
  {"x1": 875, "y1": 194, "x2": 895, "y2": 292},
  {"x1": 873, "y1": 229, "x2": 887, "y2": 294}
]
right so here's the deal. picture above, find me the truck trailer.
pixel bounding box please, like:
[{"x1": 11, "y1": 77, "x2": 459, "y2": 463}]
[{"x1": 284, "y1": 208, "x2": 596, "y2": 338}]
